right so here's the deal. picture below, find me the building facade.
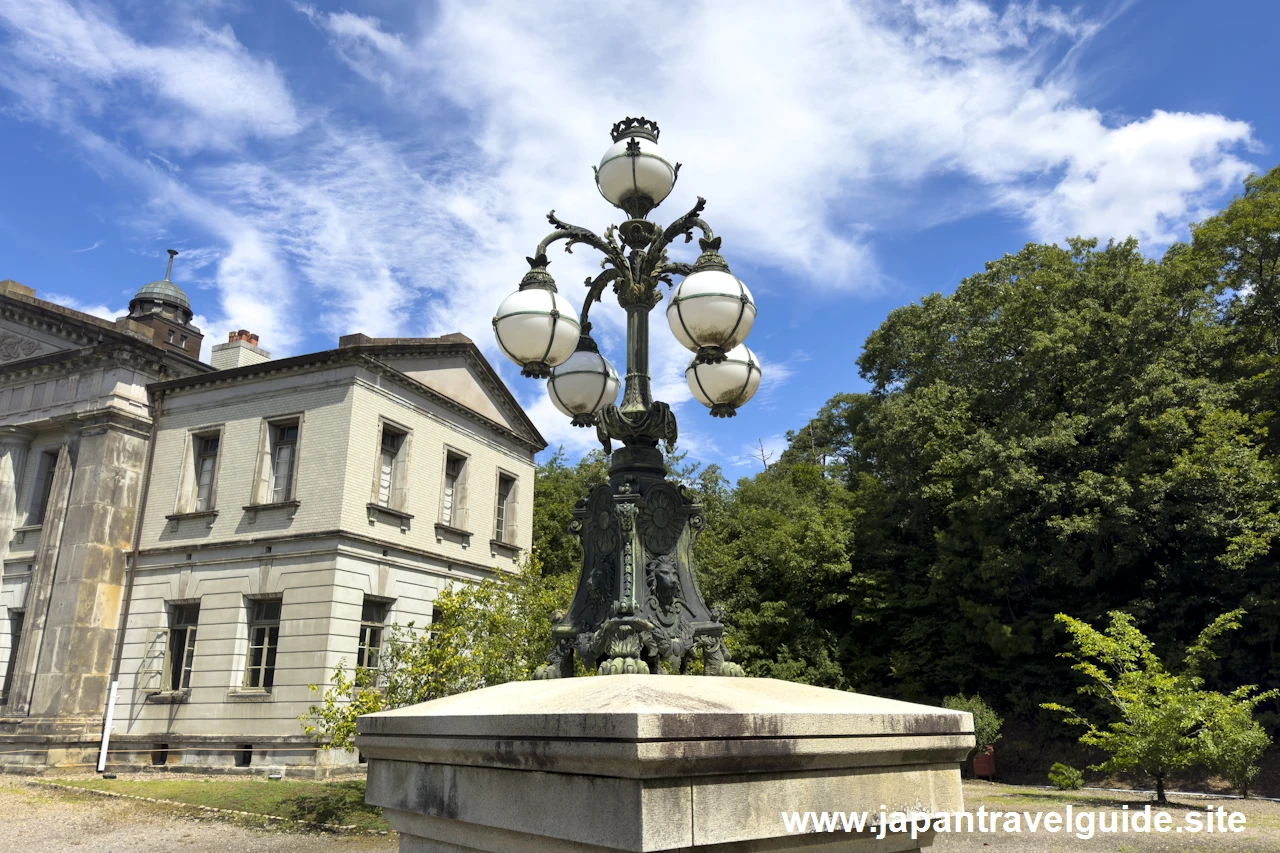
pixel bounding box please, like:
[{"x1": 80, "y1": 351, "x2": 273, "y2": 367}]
[{"x1": 0, "y1": 269, "x2": 543, "y2": 776}]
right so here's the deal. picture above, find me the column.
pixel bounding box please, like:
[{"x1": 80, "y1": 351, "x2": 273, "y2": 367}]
[{"x1": 27, "y1": 411, "x2": 151, "y2": 719}]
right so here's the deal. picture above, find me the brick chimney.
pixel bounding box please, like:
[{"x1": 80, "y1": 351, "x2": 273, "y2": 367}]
[{"x1": 210, "y1": 329, "x2": 271, "y2": 370}]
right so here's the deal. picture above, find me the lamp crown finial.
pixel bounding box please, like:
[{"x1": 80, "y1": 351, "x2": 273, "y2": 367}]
[
  {"x1": 164, "y1": 249, "x2": 179, "y2": 281},
  {"x1": 610, "y1": 116, "x2": 660, "y2": 144}
]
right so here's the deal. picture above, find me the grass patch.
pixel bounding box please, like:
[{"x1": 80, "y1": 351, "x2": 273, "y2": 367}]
[{"x1": 54, "y1": 777, "x2": 388, "y2": 832}]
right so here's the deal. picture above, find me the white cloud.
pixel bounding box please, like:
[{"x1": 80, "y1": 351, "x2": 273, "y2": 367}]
[{"x1": 0, "y1": 0, "x2": 302, "y2": 151}]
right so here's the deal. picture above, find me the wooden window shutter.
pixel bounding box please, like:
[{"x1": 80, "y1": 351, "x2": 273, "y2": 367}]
[
  {"x1": 174, "y1": 434, "x2": 196, "y2": 514},
  {"x1": 371, "y1": 423, "x2": 385, "y2": 504},
  {"x1": 253, "y1": 420, "x2": 272, "y2": 505},
  {"x1": 455, "y1": 458, "x2": 468, "y2": 530},
  {"x1": 390, "y1": 432, "x2": 411, "y2": 512},
  {"x1": 505, "y1": 478, "x2": 518, "y2": 544}
]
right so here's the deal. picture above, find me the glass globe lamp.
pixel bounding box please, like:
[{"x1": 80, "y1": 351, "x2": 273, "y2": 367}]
[
  {"x1": 595, "y1": 118, "x2": 677, "y2": 219},
  {"x1": 547, "y1": 339, "x2": 620, "y2": 427},
  {"x1": 667, "y1": 266, "x2": 755, "y2": 364},
  {"x1": 686, "y1": 344, "x2": 762, "y2": 418},
  {"x1": 492, "y1": 268, "x2": 581, "y2": 378}
]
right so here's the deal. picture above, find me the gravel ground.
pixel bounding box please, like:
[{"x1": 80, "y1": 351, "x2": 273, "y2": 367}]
[
  {"x1": 933, "y1": 783, "x2": 1280, "y2": 852},
  {"x1": 7, "y1": 773, "x2": 1279, "y2": 852},
  {"x1": 0, "y1": 775, "x2": 396, "y2": 853}
]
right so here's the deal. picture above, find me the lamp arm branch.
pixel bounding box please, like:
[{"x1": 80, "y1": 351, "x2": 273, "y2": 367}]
[
  {"x1": 540, "y1": 211, "x2": 626, "y2": 268},
  {"x1": 643, "y1": 197, "x2": 707, "y2": 273},
  {"x1": 579, "y1": 268, "x2": 620, "y2": 329},
  {"x1": 656, "y1": 262, "x2": 694, "y2": 287}
]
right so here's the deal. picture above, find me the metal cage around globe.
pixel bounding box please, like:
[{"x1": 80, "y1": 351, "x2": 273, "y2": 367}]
[
  {"x1": 686, "y1": 344, "x2": 762, "y2": 418},
  {"x1": 492, "y1": 288, "x2": 581, "y2": 378},
  {"x1": 666, "y1": 268, "x2": 756, "y2": 363},
  {"x1": 547, "y1": 344, "x2": 620, "y2": 427}
]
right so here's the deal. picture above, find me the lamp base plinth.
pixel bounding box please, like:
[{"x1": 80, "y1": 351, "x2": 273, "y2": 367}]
[{"x1": 358, "y1": 677, "x2": 973, "y2": 853}]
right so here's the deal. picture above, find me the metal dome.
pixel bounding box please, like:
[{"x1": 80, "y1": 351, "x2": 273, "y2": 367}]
[{"x1": 132, "y1": 279, "x2": 191, "y2": 311}]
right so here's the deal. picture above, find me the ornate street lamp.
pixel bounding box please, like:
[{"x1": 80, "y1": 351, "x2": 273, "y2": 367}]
[{"x1": 494, "y1": 118, "x2": 760, "y2": 677}]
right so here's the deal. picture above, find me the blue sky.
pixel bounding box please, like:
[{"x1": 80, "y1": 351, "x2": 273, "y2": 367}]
[{"x1": 1, "y1": 0, "x2": 1275, "y2": 474}]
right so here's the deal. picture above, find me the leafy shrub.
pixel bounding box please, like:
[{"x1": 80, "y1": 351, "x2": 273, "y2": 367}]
[
  {"x1": 1048, "y1": 762, "x2": 1084, "y2": 790},
  {"x1": 942, "y1": 693, "x2": 1004, "y2": 756}
]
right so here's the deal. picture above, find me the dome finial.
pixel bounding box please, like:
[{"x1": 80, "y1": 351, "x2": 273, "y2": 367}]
[{"x1": 164, "y1": 249, "x2": 179, "y2": 282}]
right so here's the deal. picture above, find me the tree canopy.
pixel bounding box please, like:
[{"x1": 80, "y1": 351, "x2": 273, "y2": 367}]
[{"x1": 690, "y1": 165, "x2": 1280, "y2": 722}]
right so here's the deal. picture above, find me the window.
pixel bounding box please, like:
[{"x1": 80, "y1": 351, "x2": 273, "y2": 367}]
[
  {"x1": 166, "y1": 330, "x2": 174, "y2": 343},
  {"x1": 376, "y1": 426, "x2": 406, "y2": 508},
  {"x1": 494, "y1": 474, "x2": 517, "y2": 543},
  {"x1": 243, "y1": 599, "x2": 281, "y2": 691},
  {"x1": 441, "y1": 452, "x2": 468, "y2": 528},
  {"x1": 193, "y1": 434, "x2": 220, "y2": 512},
  {"x1": 357, "y1": 599, "x2": 390, "y2": 669},
  {"x1": 167, "y1": 604, "x2": 199, "y2": 691},
  {"x1": 2, "y1": 610, "x2": 23, "y2": 705},
  {"x1": 179, "y1": 335, "x2": 188, "y2": 349},
  {"x1": 269, "y1": 422, "x2": 299, "y2": 502},
  {"x1": 28, "y1": 450, "x2": 58, "y2": 525}
]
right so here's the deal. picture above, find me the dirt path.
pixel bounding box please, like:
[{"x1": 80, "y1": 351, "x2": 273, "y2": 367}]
[
  {"x1": 7, "y1": 774, "x2": 1280, "y2": 852},
  {"x1": 933, "y1": 782, "x2": 1280, "y2": 852},
  {"x1": 0, "y1": 775, "x2": 396, "y2": 853}
]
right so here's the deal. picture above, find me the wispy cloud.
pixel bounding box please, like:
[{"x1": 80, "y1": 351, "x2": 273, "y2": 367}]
[
  {"x1": 44, "y1": 292, "x2": 124, "y2": 321},
  {"x1": 0, "y1": 0, "x2": 302, "y2": 151},
  {"x1": 73, "y1": 239, "x2": 104, "y2": 253}
]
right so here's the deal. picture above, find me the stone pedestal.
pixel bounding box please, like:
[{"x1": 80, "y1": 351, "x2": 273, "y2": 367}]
[{"x1": 357, "y1": 676, "x2": 973, "y2": 852}]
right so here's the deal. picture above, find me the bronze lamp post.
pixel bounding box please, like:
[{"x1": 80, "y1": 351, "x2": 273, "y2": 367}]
[{"x1": 493, "y1": 118, "x2": 761, "y2": 677}]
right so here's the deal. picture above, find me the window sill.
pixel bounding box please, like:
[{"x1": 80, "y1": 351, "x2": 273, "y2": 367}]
[
  {"x1": 435, "y1": 523, "x2": 472, "y2": 547},
  {"x1": 367, "y1": 503, "x2": 413, "y2": 532},
  {"x1": 145, "y1": 690, "x2": 190, "y2": 705},
  {"x1": 165, "y1": 510, "x2": 218, "y2": 531},
  {"x1": 226, "y1": 689, "x2": 273, "y2": 702},
  {"x1": 243, "y1": 500, "x2": 300, "y2": 523},
  {"x1": 490, "y1": 538, "x2": 522, "y2": 558},
  {"x1": 11, "y1": 524, "x2": 41, "y2": 546}
]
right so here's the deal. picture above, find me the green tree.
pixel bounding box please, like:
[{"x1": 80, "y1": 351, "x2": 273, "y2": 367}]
[
  {"x1": 1041, "y1": 609, "x2": 1271, "y2": 803},
  {"x1": 848, "y1": 236, "x2": 1279, "y2": 707},
  {"x1": 300, "y1": 553, "x2": 573, "y2": 750},
  {"x1": 532, "y1": 448, "x2": 610, "y2": 577},
  {"x1": 697, "y1": 459, "x2": 865, "y2": 687}
]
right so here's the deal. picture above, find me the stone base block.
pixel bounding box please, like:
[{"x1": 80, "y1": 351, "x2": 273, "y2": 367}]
[{"x1": 357, "y1": 676, "x2": 974, "y2": 852}]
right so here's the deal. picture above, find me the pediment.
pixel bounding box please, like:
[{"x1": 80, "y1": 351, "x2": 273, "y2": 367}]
[
  {"x1": 0, "y1": 317, "x2": 74, "y2": 366},
  {"x1": 379, "y1": 352, "x2": 517, "y2": 429}
]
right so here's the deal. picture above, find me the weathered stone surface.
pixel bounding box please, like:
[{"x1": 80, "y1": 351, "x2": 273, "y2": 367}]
[{"x1": 358, "y1": 676, "x2": 972, "y2": 853}]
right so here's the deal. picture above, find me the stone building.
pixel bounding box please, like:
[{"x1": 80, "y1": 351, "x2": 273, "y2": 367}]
[{"x1": 0, "y1": 264, "x2": 542, "y2": 776}]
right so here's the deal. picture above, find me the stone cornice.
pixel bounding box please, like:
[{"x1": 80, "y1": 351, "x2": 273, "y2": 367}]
[
  {"x1": 0, "y1": 341, "x2": 200, "y2": 387},
  {"x1": 133, "y1": 527, "x2": 513, "y2": 579},
  {"x1": 149, "y1": 345, "x2": 547, "y2": 453},
  {"x1": 0, "y1": 292, "x2": 209, "y2": 377}
]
